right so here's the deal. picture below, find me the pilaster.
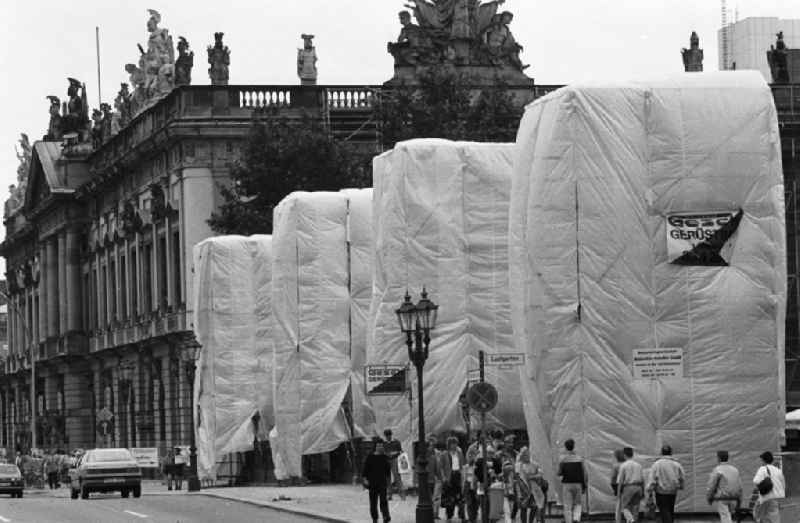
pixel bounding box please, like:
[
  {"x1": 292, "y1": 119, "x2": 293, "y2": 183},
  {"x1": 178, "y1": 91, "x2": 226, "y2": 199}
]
[
  {"x1": 66, "y1": 229, "x2": 81, "y2": 332},
  {"x1": 46, "y1": 238, "x2": 58, "y2": 338},
  {"x1": 58, "y1": 231, "x2": 67, "y2": 335}
]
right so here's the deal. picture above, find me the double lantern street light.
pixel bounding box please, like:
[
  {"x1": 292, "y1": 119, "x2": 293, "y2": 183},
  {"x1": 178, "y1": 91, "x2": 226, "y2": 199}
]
[{"x1": 395, "y1": 288, "x2": 438, "y2": 523}]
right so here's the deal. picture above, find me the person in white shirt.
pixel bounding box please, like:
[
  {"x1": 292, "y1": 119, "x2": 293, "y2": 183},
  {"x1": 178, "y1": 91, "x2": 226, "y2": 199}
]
[
  {"x1": 616, "y1": 447, "x2": 645, "y2": 523},
  {"x1": 648, "y1": 445, "x2": 685, "y2": 523},
  {"x1": 752, "y1": 451, "x2": 785, "y2": 523}
]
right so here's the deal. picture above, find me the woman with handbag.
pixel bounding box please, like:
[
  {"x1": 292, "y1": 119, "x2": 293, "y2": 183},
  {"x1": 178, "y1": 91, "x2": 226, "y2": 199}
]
[{"x1": 752, "y1": 451, "x2": 785, "y2": 523}]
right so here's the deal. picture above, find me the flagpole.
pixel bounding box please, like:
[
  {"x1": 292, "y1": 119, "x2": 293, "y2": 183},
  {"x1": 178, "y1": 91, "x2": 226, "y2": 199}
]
[{"x1": 96, "y1": 26, "x2": 102, "y2": 105}]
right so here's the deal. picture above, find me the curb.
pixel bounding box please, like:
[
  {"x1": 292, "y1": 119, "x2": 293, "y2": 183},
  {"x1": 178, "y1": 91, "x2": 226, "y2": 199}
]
[{"x1": 198, "y1": 491, "x2": 351, "y2": 523}]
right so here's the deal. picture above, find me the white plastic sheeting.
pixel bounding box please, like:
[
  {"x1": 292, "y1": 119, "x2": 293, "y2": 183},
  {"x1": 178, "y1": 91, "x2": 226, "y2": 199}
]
[
  {"x1": 193, "y1": 235, "x2": 274, "y2": 481},
  {"x1": 369, "y1": 139, "x2": 524, "y2": 452},
  {"x1": 271, "y1": 189, "x2": 374, "y2": 479},
  {"x1": 509, "y1": 72, "x2": 786, "y2": 513}
]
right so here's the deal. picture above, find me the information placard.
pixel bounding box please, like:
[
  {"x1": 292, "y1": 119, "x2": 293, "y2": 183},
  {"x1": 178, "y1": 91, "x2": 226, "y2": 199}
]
[
  {"x1": 365, "y1": 365, "x2": 407, "y2": 395},
  {"x1": 632, "y1": 348, "x2": 684, "y2": 379},
  {"x1": 130, "y1": 447, "x2": 160, "y2": 468}
]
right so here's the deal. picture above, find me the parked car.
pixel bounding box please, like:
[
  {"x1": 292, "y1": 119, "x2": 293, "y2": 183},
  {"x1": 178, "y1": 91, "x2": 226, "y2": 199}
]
[
  {"x1": 0, "y1": 463, "x2": 24, "y2": 498},
  {"x1": 69, "y1": 448, "x2": 142, "y2": 499}
]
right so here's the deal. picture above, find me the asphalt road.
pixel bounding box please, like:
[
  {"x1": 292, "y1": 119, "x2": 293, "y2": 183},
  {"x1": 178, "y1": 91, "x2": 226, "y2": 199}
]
[{"x1": 0, "y1": 491, "x2": 320, "y2": 523}]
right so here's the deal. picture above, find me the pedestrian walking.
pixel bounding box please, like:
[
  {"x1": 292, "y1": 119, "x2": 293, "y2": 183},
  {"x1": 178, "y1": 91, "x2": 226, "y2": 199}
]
[
  {"x1": 475, "y1": 447, "x2": 502, "y2": 522},
  {"x1": 463, "y1": 434, "x2": 482, "y2": 523},
  {"x1": 440, "y1": 436, "x2": 466, "y2": 521},
  {"x1": 557, "y1": 439, "x2": 587, "y2": 523},
  {"x1": 45, "y1": 451, "x2": 59, "y2": 489},
  {"x1": 515, "y1": 447, "x2": 546, "y2": 523},
  {"x1": 611, "y1": 449, "x2": 625, "y2": 523},
  {"x1": 383, "y1": 429, "x2": 405, "y2": 501},
  {"x1": 648, "y1": 445, "x2": 685, "y2": 523},
  {"x1": 617, "y1": 447, "x2": 645, "y2": 523},
  {"x1": 752, "y1": 451, "x2": 785, "y2": 523},
  {"x1": 363, "y1": 439, "x2": 392, "y2": 523},
  {"x1": 706, "y1": 451, "x2": 742, "y2": 523},
  {"x1": 428, "y1": 435, "x2": 443, "y2": 520}
]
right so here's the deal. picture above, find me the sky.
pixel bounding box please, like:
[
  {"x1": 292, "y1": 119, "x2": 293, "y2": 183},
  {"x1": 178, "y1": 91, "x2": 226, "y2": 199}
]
[{"x1": 2, "y1": 0, "x2": 800, "y2": 219}]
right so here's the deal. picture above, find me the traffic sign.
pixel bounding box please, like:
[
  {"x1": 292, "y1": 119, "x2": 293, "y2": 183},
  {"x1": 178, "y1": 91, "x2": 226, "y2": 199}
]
[{"x1": 466, "y1": 382, "x2": 498, "y2": 413}]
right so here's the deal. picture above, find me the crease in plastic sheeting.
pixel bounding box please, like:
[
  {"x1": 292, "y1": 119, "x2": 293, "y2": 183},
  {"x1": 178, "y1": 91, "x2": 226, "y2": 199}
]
[
  {"x1": 510, "y1": 72, "x2": 785, "y2": 514},
  {"x1": 192, "y1": 235, "x2": 274, "y2": 481}
]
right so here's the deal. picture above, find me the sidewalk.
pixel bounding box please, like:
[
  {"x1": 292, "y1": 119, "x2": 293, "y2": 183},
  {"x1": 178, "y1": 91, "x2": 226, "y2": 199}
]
[{"x1": 197, "y1": 484, "x2": 738, "y2": 523}]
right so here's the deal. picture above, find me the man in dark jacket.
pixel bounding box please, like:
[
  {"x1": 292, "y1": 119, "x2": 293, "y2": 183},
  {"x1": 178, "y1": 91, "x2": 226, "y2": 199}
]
[
  {"x1": 363, "y1": 439, "x2": 392, "y2": 523},
  {"x1": 558, "y1": 439, "x2": 588, "y2": 523}
]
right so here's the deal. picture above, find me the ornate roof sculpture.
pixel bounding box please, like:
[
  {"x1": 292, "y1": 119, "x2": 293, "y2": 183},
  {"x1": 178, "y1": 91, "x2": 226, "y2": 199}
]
[
  {"x1": 208, "y1": 32, "x2": 231, "y2": 86},
  {"x1": 681, "y1": 31, "x2": 703, "y2": 72},
  {"x1": 387, "y1": 0, "x2": 532, "y2": 84},
  {"x1": 4, "y1": 134, "x2": 31, "y2": 218}
]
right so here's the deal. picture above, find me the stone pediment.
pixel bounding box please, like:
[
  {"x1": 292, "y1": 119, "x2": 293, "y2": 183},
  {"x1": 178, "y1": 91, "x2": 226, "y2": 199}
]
[{"x1": 24, "y1": 141, "x2": 91, "y2": 213}]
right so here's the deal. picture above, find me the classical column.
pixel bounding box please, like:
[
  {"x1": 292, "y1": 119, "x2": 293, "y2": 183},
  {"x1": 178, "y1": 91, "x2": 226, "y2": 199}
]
[
  {"x1": 95, "y1": 252, "x2": 104, "y2": 329},
  {"x1": 160, "y1": 356, "x2": 173, "y2": 447},
  {"x1": 104, "y1": 251, "x2": 112, "y2": 327},
  {"x1": 58, "y1": 231, "x2": 67, "y2": 336},
  {"x1": 46, "y1": 238, "x2": 58, "y2": 338},
  {"x1": 66, "y1": 229, "x2": 82, "y2": 332},
  {"x1": 39, "y1": 245, "x2": 47, "y2": 343},
  {"x1": 165, "y1": 218, "x2": 175, "y2": 308}
]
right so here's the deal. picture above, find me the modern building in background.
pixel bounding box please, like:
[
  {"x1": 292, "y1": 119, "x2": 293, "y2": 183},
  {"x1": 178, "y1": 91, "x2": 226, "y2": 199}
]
[{"x1": 718, "y1": 17, "x2": 800, "y2": 80}]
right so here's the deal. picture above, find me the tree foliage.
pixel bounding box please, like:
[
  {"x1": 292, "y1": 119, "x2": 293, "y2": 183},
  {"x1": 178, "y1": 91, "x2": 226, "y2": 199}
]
[
  {"x1": 378, "y1": 68, "x2": 522, "y2": 147},
  {"x1": 208, "y1": 116, "x2": 370, "y2": 235}
]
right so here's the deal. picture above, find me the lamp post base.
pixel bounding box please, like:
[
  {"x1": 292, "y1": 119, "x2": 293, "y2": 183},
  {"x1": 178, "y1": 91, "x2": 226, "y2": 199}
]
[
  {"x1": 415, "y1": 504, "x2": 435, "y2": 523},
  {"x1": 187, "y1": 475, "x2": 201, "y2": 492}
]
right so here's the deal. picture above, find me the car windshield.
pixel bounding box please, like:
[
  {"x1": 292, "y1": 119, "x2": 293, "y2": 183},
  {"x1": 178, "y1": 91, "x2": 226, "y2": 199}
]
[
  {"x1": 0, "y1": 464, "x2": 19, "y2": 474},
  {"x1": 89, "y1": 450, "x2": 133, "y2": 462}
]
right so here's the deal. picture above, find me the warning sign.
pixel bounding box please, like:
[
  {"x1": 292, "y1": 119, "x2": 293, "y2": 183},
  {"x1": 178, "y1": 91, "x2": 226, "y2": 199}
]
[
  {"x1": 632, "y1": 348, "x2": 684, "y2": 379},
  {"x1": 365, "y1": 365, "x2": 407, "y2": 395}
]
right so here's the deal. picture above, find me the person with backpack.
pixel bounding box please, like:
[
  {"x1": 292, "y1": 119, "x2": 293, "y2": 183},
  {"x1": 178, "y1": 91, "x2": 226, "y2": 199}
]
[{"x1": 752, "y1": 451, "x2": 785, "y2": 523}]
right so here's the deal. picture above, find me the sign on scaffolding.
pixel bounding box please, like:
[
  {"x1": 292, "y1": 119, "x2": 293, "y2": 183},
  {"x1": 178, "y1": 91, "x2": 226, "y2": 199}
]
[
  {"x1": 485, "y1": 353, "x2": 526, "y2": 371},
  {"x1": 365, "y1": 364, "x2": 408, "y2": 396}
]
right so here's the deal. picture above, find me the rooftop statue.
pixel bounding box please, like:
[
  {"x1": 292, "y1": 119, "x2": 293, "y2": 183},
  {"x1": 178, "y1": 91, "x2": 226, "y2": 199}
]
[
  {"x1": 45, "y1": 96, "x2": 63, "y2": 141},
  {"x1": 208, "y1": 32, "x2": 231, "y2": 85},
  {"x1": 6, "y1": 134, "x2": 32, "y2": 217},
  {"x1": 297, "y1": 34, "x2": 318, "y2": 85},
  {"x1": 768, "y1": 31, "x2": 790, "y2": 83},
  {"x1": 114, "y1": 83, "x2": 133, "y2": 128},
  {"x1": 681, "y1": 31, "x2": 704, "y2": 72},
  {"x1": 175, "y1": 36, "x2": 194, "y2": 86},
  {"x1": 61, "y1": 78, "x2": 90, "y2": 139},
  {"x1": 389, "y1": 0, "x2": 528, "y2": 74}
]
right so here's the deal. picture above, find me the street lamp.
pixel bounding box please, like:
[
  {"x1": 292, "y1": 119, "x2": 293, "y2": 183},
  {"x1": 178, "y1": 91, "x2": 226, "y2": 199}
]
[
  {"x1": 395, "y1": 288, "x2": 438, "y2": 523},
  {"x1": 180, "y1": 342, "x2": 202, "y2": 492}
]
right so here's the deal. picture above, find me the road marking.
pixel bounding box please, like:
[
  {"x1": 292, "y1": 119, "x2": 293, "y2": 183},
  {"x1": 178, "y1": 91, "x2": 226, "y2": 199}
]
[{"x1": 124, "y1": 510, "x2": 148, "y2": 518}]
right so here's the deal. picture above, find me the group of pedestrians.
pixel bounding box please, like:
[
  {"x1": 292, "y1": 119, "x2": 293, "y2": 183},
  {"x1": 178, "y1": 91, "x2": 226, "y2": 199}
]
[
  {"x1": 365, "y1": 432, "x2": 790, "y2": 523},
  {"x1": 41, "y1": 449, "x2": 70, "y2": 489},
  {"x1": 363, "y1": 428, "x2": 548, "y2": 523},
  {"x1": 609, "y1": 444, "x2": 786, "y2": 523}
]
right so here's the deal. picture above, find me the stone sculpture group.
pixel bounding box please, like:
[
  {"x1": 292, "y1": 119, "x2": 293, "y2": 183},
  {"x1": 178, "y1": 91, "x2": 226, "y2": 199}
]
[{"x1": 388, "y1": 0, "x2": 526, "y2": 71}]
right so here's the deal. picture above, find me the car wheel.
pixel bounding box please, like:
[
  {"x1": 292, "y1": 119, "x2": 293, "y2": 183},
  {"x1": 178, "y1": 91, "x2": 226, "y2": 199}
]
[
  {"x1": 70, "y1": 488, "x2": 78, "y2": 499},
  {"x1": 80, "y1": 483, "x2": 89, "y2": 499},
  {"x1": 133, "y1": 486, "x2": 141, "y2": 498},
  {"x1": 121, "y1": 489, "x2": 130, "y2": 498}
]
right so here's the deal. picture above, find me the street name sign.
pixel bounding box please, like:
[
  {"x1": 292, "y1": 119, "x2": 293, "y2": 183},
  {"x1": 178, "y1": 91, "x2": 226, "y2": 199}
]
[
  {"x1": 365, "y1": 364, "x2": 408, "y2": 395},
  {"x1": 485, "y1": 353, "x2": 525, "y2": 367}
]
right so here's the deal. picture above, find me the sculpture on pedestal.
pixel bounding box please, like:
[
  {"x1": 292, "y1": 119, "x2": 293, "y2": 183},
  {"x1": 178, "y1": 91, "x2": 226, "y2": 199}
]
[
  {"x1": 114, "y1": 83, "x2": 133, "y2": 128},
  {"x1": 91, "y1": 109, "x2": 104, "y2": 148},
  {"x1": 768, "y1": 31, "x2": 790, "y2": 83},
  {"x1": 175, "y1": 37, "x2": 194, "y2": 86},
  {"x1": 208, "y1": 32, "x2": 231, "y2": 85},
  {"x1": 45, "y1": 96, "x2": 63, "y2": 140},
  {"x1": 297, "y1": 34, "x2": 318, "y2": 85},
  {"x1": 125, "y1": 62, "x2": 148, "y2": 116},
  {"x1": 388, "y1": 0, "x2": 528, "y2": 79},
  {"x1": 681, "y1": 31, "x2": 704, "y2": 72},
  {"x1": 61, "y1": 78, "x2": 90, "y2": 139},
  {"x1": 100, "y1": 103, "x2": 113, "y2": 140},
  {"x1": 5, "y1": 134, "x2": 31, "y2": 217}
]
